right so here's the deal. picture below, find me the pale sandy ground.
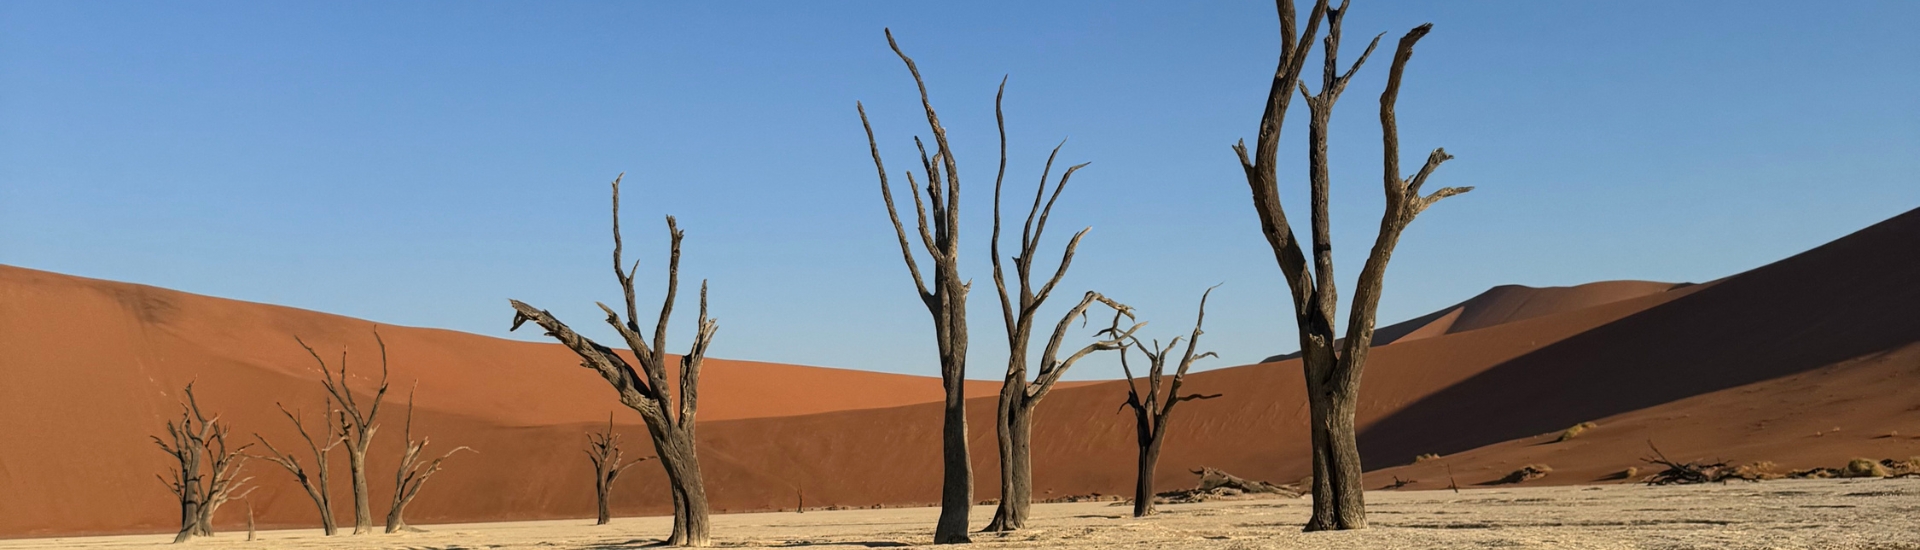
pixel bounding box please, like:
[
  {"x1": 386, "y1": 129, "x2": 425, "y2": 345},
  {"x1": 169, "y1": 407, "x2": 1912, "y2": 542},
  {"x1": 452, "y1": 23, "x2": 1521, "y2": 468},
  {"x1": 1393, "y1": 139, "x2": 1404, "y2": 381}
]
[{"x1": 7, "y1": 478, "x2": 1918, "y2": 549}]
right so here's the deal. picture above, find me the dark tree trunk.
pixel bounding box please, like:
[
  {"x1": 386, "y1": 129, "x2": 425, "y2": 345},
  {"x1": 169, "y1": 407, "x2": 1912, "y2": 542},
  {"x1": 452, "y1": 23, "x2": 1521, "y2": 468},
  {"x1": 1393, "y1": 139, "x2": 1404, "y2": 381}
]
[
  {"x1": 975, "y1": 80, "x2": 1124, "y2": 533},
  {"x1": 1132, "y1": 436, "x2": 1164, "y2": 518},
  {"x1": 595, "y1": 478, "x2": 613, "y2": 525},
  {"x1": 256, "y1": 404, "x2": 343, "y2": 537},
  {"x1": 508, "y1": 177, "x2": 718, "y2": 546},
  {"x1": 172, "y1": 487, "x2": 201, "y2": 543},
  {"x1": 385, "y1": 390, "x2": 470, "y2": 534},
  {"x1": 154, "y1": 384, "x2": 253, "y2": 544},
  {"x1": 859, "y1": 29, "x2": 989, "y2": 545},
  {"x1": 1119, "y1": 289, "x2": 1223, "y2": 519},
  {"x1": 648, "y1": 420, "x2": 710, "y2": 546},
  {"x1": 1234, "y1": 0, "x2": 1466, "y2": 532},
  {"x1": 586, "y1": 412, "x2": 643, "y2": 527},
  {"x1": 932, "y1": 319, "x2": 972, "y2": 545},
  {"x1": 988, "y1": 400, "x2": 1032, "y2": 530}
]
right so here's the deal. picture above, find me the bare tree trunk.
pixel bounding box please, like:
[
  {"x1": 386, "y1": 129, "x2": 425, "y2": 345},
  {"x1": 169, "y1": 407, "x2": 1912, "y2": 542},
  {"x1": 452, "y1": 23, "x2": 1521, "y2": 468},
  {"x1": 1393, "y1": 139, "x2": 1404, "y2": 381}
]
[
  {"x1": 1234, "y1": 0, "x2": 1467, "y2": 532},
  {"x1": 298, "y1": 333, "x2": 391, "y2": 536},
  {"x1": 1132, "y1": 434, "x2": 1165, "y2": 517},
  {"x1": 385, "y1": 388, "x2": 471, "y2": 534},
  {"x1": 508, "y1": 175, "x2": 718, "y2": 546},
  {"x1": 255, "y1": 404, "x2": 344, "y2": 536},
  {"x1": 154, "y1": 384, "x2": 254, "y2": 543},
  {"x1": 858, "y1": 29, "x2": 979, "y2": 545},
  {"x1": 347, "y1": 446, "x2": 371, "y2": 534},
  {"x1": 588, "y1": 412, "x2": 646, "y2": 526},
  {"x1": 989, "y1": 402, "x2": 1032, "y2": 530},
  {"x1": 973, "y1": 78, "x2": 1129, "y2": 533},
  {"x1": 1118, "y1": 288, "x2": 1223, "y2": 519},
  {"x1": 933, "y1": 330, "x2": 971, "y2": 545}
]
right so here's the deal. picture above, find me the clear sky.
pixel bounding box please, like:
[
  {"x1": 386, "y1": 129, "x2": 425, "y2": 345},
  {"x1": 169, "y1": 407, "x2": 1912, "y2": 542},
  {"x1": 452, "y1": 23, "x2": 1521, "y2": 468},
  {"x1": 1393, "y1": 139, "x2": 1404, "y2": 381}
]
[{"x1": 3, "y1": 1, "x2": 1916, "y2": 381}]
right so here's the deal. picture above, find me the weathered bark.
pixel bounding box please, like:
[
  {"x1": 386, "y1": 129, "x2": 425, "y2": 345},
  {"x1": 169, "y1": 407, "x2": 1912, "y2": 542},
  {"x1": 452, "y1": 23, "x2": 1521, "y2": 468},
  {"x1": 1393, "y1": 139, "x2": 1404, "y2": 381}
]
[
  {"x1": 1118, "y1": 288, "x2": 1223, "y2": 518},
  {"x1": 588, "y1": 412, "x2": 649, "y2": 525},
  {"x1": 976, "y1": 80, "x2": 1135, "y2": 532},
  {"x1": 1233, "y1": 0, "x2": 1470, "y2": 532},
  {"x1": 985, "y1": 289, "x2": 1135, "y2": 531},
  {"x1": 385, "y1": 387, "x2": 471, "y2": 533},
  {"x1": 153, "y1": 383, "x2": 255, "y2": 543},
  {"x1": 1132, "y1": 433, "x2": 1165, "y2": 518},
  {"x1": 298, "y1": 332, "x2": 391, "y2": 535},
  {"x1": 857, "y1": 28, "x2": 977, "y2": 544},
  {"x1": 254, "y1": 403, "x2": 344, "y2": 535},
  {"x1": 508, "y1": 175, "x2": 717, "y2": 546}
]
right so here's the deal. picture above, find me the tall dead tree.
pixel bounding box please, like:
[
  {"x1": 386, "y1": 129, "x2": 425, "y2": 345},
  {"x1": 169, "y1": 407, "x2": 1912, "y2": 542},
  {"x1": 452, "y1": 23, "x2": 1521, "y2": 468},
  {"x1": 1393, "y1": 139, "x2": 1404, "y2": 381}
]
[
  {"x1": 587, "y1": 412, "x2": 650, "y2": 525},
  {"x1": 386, "y1": 387, "x2": 471, "y2": 533},
  {"x1": 297, "y1": 332, "x2": 391, "y2": 535},
  {"x1": 254, "y1": 403, "x2": 344, "y2": 535},
  {"x1": 1118, "y1": 288, "x2": 1224, "y2": 518},
  {"x1": 153, "y1": 383, "x2": 255, "y2": 543},
  {"x1": 856, "y1": 28, "x2": 975, "y2": 544},
  {"x1": 508, "y1": 175, "x2": 719, "y2": 547},
  {"x1": 981, "y1": 115, "x2": 1136, "y2": 530},
  {"x1": 1234, "y1": 0, "x2": 1470, "y2": 530}
]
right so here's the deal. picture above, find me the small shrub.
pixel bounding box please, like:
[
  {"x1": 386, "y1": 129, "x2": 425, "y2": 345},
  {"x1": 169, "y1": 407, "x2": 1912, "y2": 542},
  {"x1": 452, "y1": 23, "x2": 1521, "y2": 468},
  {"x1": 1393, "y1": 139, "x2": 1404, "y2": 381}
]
[
  {"x1": 1495, "y1": 464, "x2": 1552, "y2": 484},
  {"x1": 1723, "y1": 461, "x2": 1783, "y2": 481},
  {"x1": 1843, "y1": 458, "x2": 1890, "y2": 478},
  {"x1": 1413, "y1": 453, "x2": 1441, "y2": 463},
  {"x1": 1556, "y1": 422, "x2": 1599, "y2": 443}
]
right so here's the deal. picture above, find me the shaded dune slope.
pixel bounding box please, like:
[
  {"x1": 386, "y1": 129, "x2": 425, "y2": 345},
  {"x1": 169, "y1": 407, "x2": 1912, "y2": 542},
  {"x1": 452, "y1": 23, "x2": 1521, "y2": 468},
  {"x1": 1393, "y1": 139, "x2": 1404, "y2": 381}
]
[{"x1": 1357, "y1": 206, "x2": 1920, "y2": 472}]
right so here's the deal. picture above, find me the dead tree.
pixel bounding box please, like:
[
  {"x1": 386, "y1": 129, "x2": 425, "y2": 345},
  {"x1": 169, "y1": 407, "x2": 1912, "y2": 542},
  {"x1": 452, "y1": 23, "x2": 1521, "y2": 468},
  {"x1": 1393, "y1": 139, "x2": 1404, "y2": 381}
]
[
  {"x1": 153, "y1": 383, "x2": 255, "y2": 543},
  {"x1": 386, "y1": 387, "x2": 471, "y2": 533},
  {"x1": 508, "y1": 175, "x2": 719, "y2": 547},
  {"x1": 856, "y1": 28, "x2": 976, "y2": 544},
  {"x1": 975, "y1": 81, "x2": 1137, "y2": 533},
  {"x1": 1118, "y1": 288, "x2": 1224, "y2": 518},
  {"x1": 254, "y1": 403, "x2": 344, "y2": 535},
  {"x1": 296, "y1": 332, "x2": 391, "y2": 535},
  {"x1": 587, "y1": 412, "x2": 650, "y2": 525},
  {"x1": 1233, "y1": 0, "x2": 1470, "y2": 531}
]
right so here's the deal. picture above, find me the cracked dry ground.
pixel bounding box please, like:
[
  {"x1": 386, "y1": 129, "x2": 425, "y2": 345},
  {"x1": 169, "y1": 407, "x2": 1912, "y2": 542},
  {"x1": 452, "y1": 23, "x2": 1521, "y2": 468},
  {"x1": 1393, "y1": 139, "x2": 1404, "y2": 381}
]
[{"x1": 8, "y1": 478, "x2": 1918, "y2": 549}]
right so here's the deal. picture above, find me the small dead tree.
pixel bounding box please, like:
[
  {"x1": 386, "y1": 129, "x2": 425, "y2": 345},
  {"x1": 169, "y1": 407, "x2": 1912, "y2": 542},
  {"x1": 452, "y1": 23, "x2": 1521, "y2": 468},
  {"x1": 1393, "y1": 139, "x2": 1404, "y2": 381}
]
[
  {"x1": 980, "y1": 81, "x2": 1138, "y2": 532},
  {"x1": 508, "y1": 175, "x2": 719, "y2": 547},
  {"x1": 296, "y1": 332, "x2": 391, "y2": 535},
  {"x1": 1233, "y1": 0, "x2": 1470, "y2": 531},
  {"x1": 386, "y1": 387, "x2": 471, "y2": 533},
  {"x1": 1118, "y1": 288, "x2": 1224, "y2": 518},
  {"x1": 254, "y1": 403, "x2": 345, "y2": 535},
  {"x1": 153, "y1": 383, "x2": 255, "y2": 543},
  {"x1": 856, "y1": 28, "x2": 975, "y2": 544},
  {"x1": 587, "y1": 412, "x2": 650, "y2": 525}
]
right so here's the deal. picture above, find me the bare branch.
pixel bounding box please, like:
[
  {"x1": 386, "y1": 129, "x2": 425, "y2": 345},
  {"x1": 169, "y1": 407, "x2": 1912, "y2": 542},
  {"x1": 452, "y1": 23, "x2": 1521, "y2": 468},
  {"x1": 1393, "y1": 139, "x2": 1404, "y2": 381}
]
[{"x1": 858, "y1": 102, "x2": 933, "y2": 301}]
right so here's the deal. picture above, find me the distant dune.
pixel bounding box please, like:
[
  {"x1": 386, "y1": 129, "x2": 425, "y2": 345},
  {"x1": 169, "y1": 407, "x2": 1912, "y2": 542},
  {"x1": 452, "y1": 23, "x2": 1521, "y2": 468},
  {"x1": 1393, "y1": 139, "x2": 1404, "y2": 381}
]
[
  {"x1": 0, "y1": 266, "x2": 996, "y2": 536},
  {"x1": 1263, "y1": 279, "x2": 1688, "y2": 362},
  {"x1": 1, "y1": 206, "x2": 1915, "y2": 539}
]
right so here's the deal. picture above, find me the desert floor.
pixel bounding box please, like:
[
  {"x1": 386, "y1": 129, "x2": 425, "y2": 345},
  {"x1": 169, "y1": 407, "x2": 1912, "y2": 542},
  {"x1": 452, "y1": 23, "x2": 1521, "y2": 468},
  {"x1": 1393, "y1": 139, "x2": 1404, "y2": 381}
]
[{"x1": 7, "y1": 478, "x2": 1918, "y2": 549}]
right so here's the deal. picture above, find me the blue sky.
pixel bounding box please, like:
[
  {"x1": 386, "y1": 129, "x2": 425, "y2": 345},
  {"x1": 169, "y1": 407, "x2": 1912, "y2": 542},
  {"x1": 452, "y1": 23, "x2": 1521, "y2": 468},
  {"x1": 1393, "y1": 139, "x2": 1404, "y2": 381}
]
[{"x1": 3, "y1": 1, "x2": 1916, "y2": 380}]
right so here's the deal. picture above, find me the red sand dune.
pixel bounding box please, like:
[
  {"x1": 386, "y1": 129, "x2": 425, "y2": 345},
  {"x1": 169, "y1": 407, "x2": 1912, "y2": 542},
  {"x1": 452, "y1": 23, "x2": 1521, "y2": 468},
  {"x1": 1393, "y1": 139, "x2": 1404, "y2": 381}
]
[
  {"x1": 2, "y1": 206, "x2": 1916, "y2": 539},
  {"x1": 1264, "y1": 279, "x2": 1685, "y2": 362},
  {"x1": 0, "y1": 265, "x2": 994, "y2": 536}
]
